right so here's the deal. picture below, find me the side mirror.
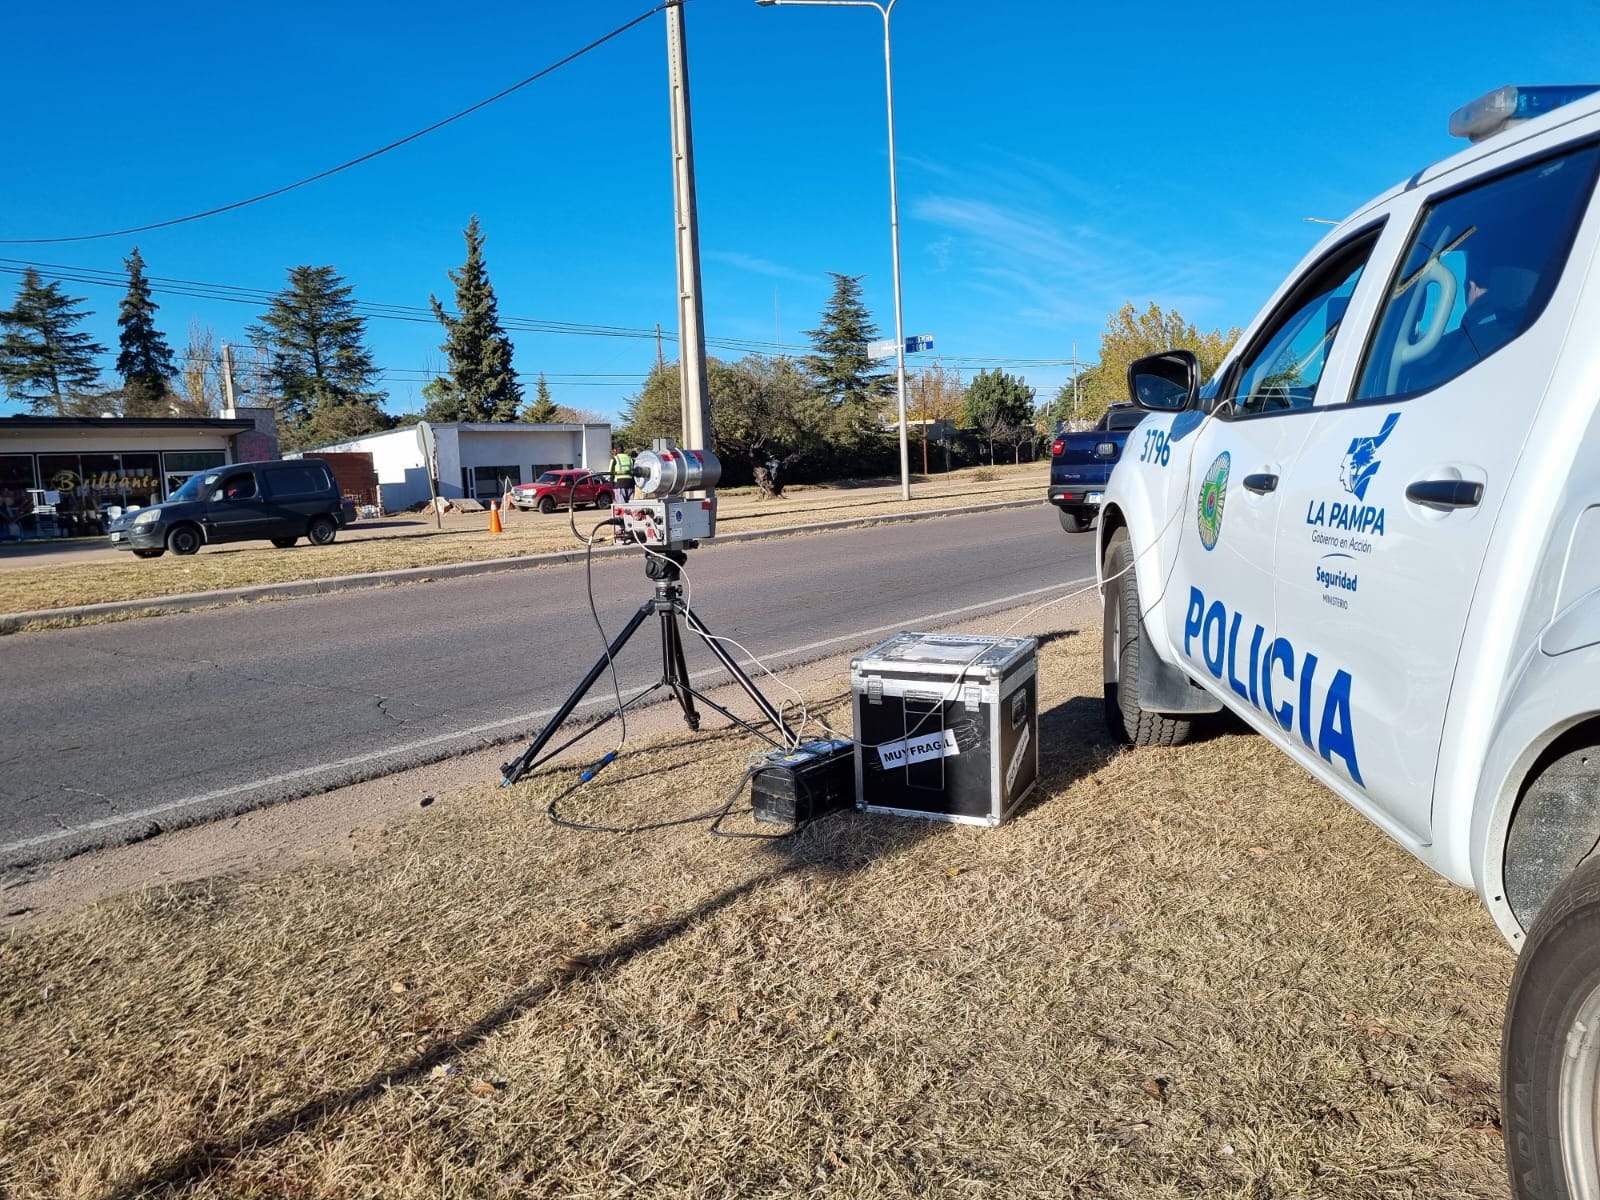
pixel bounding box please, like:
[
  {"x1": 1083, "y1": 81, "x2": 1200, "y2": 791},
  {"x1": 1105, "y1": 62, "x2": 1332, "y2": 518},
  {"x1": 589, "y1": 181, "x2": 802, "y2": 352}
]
[{"x1": 1127, "y1": 350, "x2": 1199, "y2": 412}]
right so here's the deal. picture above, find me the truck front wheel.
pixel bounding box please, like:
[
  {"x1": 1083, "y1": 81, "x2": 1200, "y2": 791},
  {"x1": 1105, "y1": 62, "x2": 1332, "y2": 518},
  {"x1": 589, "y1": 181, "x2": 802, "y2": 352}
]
[
  {"x1": 1103, "y1": 528, "x2": 1192, "y2": 747},
  {"x1": 1059, "y1": 507, "x2": 1090, "y2": 533},
  {"x1": 1504, "y1": 851, "x2": 1600, "y2": 1200}
]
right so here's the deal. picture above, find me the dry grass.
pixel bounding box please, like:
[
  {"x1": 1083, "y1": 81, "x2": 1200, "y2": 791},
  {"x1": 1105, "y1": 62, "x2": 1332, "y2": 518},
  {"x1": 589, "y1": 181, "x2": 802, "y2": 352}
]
[
  {"x1": 0, "y1": 464, "x2": 1046, "y2": 617},
  {"x1": 0, "y1": 619, "x2": 1514, "y2": 1199}
]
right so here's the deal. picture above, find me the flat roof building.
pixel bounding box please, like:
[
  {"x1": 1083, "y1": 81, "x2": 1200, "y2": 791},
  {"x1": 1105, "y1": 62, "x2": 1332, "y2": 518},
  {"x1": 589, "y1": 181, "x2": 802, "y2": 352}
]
[{"x1": 301, "y1": 421, "x2": 611, "y2": 512}]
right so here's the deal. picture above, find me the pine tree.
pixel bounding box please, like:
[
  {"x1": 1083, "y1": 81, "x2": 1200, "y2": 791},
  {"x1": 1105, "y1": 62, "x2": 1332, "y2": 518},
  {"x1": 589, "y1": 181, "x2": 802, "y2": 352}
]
[
  {"x1": 248, "y1": 265, "x2": 389, "y2": 449},
  {"x1": 521, "y1": 372, "x2": 558, "y2": 422},
  {"x1": 115, "y1": 248, "x2": 177, "y2": 416},
  {"x1": 0, "y1": 268, "x2": 106, "y2": 414},
  {"x1": 803, "y1": 272, "x2": 890, "y2": 447},
  {"x1": 428, "y1": 216, "x2": 523, "y2": 422}
]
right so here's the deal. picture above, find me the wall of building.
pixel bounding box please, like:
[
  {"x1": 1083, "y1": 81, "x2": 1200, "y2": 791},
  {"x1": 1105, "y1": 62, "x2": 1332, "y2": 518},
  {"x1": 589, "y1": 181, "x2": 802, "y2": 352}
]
[
  {"x1": 582, "y1": 424, "x2": 611, "y2": 469},
  {"x1": 11, "y1": 428, "x2": 238, "y2": 454},
  {"x1": 298, "y1": 428, "x2": 432, "y2": 511},
  {"x1": 227, "y1": 406, "x2": 280, "y2": 462},
  {"x1": 451, "y1": 424, "x2": 612, "y2": 501}
]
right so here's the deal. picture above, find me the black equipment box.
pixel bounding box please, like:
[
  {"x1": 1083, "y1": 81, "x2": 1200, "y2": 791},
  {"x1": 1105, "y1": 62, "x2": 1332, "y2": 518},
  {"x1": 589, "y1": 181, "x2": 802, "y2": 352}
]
[
  {"x1": 751, "y1": 738, "x2": 856, "y2": 826},
  {"x1": 851, "y1": 632, "x2": 1039, "y2": 827}
]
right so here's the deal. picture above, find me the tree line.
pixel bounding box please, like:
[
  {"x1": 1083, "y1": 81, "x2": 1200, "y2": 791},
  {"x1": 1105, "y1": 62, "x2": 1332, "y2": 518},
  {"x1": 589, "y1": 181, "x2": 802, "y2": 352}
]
[
  {"x1": 0, "y1": 217, "x2": 1240, "y2": 467},
  {"x1": 0, "y1": 218, "x2": 589, "y2": 449}
]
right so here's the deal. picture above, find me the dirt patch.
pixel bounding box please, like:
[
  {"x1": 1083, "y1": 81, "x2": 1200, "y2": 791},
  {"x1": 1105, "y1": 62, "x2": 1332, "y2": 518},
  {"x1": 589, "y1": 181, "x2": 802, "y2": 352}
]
[{"x1": 0, "y1": 593, "x2": 1515, "y2": 1199}]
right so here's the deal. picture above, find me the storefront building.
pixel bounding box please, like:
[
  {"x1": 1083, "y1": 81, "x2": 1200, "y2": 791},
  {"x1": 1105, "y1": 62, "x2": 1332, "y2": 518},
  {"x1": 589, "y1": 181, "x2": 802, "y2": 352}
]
[{"x1": 1, "y1": 415, "x2": 260, "y2": 538}]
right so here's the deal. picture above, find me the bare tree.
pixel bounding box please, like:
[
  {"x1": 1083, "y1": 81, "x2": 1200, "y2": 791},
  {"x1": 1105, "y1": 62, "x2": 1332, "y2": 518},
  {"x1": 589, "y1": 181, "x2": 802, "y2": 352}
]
[
  {"x1": 553, "y1": 405, "x2": 611, "y2": 425},
  {"x1": 174, "y1": 320, "x2": 221, "y2": 417},
  {"x1": 1000, "y1": 419, "x2": 1038, "y2": 464}
]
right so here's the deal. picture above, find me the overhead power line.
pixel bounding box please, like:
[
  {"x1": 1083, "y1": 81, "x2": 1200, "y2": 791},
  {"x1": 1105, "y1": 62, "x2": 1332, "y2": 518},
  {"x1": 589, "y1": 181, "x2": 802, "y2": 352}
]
[
  {"x1": 0, "y1": 258, "x2": 1088, "y2": 380},
  {"x1": 0, "y1": 257, "x2": 814, "y2": 358},
  {"x1": 0, "y1": 3, "x2": 678, "y2": 246}
]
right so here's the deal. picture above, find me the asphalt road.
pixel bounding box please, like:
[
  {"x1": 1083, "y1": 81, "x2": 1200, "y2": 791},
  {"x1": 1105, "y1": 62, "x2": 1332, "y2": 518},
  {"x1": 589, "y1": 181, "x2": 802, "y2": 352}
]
[{"x1": 1, "y1": 505, "x2": 1098, "y2": 868}]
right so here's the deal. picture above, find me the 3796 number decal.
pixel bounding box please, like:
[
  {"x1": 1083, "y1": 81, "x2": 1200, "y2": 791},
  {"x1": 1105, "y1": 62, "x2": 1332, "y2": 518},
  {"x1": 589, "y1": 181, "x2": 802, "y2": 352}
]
[{"x1": 1140, "y1": 427, "x2": 1171, "y2": 467}]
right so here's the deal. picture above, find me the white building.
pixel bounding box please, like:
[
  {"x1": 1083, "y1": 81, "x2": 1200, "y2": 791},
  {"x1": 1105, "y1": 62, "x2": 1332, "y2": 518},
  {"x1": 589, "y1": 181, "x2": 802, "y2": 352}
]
[{"x1": 303, "y1": 421, "x2": 611, "y2": 512}]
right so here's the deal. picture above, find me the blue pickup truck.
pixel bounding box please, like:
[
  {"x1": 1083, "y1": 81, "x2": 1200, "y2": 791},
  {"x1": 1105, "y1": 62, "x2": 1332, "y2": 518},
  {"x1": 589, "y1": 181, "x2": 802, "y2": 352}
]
[{"x1": 1046, "y1": 404, "x2": 1146, "y2": 532}]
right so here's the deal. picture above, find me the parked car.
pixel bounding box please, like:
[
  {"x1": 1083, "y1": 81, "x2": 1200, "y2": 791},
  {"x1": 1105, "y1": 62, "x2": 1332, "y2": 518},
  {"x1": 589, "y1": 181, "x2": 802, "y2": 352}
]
[
  {"x1": 1047, "y1": 405, "x2": 1146, "y2": 532},
  {"x1": 1097, "y1": 84, "x2": 1600, "y2": 1198},
  {"x1": 108, "y1": 459, "x2": 357, "y2": 558},
  {"x1": 509, "y1": 470, "x2": 615, "y2": 514}
]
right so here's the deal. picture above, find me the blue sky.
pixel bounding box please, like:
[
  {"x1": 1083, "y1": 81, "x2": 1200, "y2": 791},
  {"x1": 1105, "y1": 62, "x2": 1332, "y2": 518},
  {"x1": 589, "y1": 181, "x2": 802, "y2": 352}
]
[{"x1": 4, "y1": 0, "x2": 1595, "y2": 422}]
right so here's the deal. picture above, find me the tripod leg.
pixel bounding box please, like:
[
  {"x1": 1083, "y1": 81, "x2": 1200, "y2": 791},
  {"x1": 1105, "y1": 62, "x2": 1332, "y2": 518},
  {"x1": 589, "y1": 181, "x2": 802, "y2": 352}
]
[
  {"x1": 501, "y1": 600, "x2": 657, "y2": 786},
  {"x1": 680, "y1": 603, "x2": 796, "y2": 745},
  {"x1": 660, "y1": 605, "x2": 701, "y2": 731}
]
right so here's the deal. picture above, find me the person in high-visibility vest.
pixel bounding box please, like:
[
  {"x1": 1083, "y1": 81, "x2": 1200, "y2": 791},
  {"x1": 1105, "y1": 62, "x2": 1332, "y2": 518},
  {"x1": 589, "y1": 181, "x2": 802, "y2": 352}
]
[{"x1": 609, "y1": 446, "x2": 635, "y2": 502}]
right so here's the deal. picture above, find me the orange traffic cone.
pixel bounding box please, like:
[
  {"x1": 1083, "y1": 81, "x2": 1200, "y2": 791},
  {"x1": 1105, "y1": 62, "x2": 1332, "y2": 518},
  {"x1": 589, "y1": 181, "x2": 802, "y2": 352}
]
[{"x1": 489, "y1": 500, "x2": 503, "y2": 534}]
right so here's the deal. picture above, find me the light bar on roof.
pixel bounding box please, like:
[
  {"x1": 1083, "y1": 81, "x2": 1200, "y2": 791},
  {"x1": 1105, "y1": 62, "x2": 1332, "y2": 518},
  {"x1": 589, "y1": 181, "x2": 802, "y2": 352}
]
[{"x1": 1449, "y1": 84, "x2": 1600, "y2": 142}]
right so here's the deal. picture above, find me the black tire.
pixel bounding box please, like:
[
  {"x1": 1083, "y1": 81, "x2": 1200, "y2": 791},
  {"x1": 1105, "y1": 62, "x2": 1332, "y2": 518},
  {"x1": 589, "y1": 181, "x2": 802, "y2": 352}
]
[
  {"x1": 271, "y1": 537, "x2": 298, "y2": 548},
  {"x1": 1059, "y1": 507, "x2": 1090, "y2": 533},
  {"x1": 132, "y1": 548, "x2": 164, "y2": 559},
  {"x1": 166, "y1": 524, "x2": 202, "y2": 556},
  {"x1": 594, "y1": 490, "x2": 614, "y2": 510},
  {"x1": 307, "y1": 516, "x2": 338, "y2": 546},
  {"x1": 1504, "y1": 851, "x2": 1600, "y2": 1200},
  {"x1": 1103, "y1": 528, "x2": 1192, "y2": 747},
  {"x1": 537, "y1": 496, "x2": 556, "y2": 514}
]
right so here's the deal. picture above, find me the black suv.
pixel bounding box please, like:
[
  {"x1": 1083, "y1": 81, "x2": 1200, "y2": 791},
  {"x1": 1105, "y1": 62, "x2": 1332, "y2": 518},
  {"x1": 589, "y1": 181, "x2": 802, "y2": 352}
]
[{"x1": 109, "y1": 459, "x2": 357, "y2": 558}]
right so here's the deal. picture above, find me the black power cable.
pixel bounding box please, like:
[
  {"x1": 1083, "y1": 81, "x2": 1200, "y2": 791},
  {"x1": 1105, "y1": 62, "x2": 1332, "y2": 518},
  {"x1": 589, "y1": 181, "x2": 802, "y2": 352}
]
[{"x1": 0, "y1": 3, "x2": 680, "y2": 246}]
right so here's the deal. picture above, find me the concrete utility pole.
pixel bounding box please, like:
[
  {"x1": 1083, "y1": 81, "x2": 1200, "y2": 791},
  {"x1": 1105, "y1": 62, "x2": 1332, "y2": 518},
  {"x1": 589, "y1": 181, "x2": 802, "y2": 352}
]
[
  {"x1": 666, "y1": 1, "x2": 712, "y2": 457},
  {"x1": 220, "y1": 343, "x2": 238, "y2": 417},
  {"x1": 1057, "y1": 340, "x2": 1093, "y2": 428}
]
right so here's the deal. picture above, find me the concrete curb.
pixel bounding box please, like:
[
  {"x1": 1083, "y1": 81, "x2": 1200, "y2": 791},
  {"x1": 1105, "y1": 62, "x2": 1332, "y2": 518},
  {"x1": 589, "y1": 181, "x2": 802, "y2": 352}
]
[{"x1": 1, "y1": 497, "x2": 1049, "y2": 633}]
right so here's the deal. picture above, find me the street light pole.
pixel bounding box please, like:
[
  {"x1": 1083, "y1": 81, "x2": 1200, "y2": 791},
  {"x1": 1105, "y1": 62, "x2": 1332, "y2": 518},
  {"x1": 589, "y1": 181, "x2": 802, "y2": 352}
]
[{"x1": 756, "y1": 0, "x2": 911, "y2": 500}]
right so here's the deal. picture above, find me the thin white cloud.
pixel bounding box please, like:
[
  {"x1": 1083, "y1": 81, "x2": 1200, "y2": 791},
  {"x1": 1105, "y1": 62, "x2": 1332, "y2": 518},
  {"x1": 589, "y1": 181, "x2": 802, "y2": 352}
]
[
  {"x1": 913, "y1": 192, "x2": 1239, "y2": 329},
  {"x1": 707, "y1": 250, "x2": 815, "y2": 284}
]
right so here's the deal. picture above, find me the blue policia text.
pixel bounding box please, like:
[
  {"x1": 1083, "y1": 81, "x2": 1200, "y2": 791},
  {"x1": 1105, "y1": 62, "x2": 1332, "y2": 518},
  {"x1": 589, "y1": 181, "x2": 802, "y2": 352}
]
[{"x1": 1183, "y1": 584, "x2": 1363, "y2": 786}]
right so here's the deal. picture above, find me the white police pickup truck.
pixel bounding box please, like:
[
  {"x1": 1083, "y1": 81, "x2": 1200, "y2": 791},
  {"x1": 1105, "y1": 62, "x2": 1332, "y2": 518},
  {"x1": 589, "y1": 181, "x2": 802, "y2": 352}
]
[{"x1": 1098, "y1": 85, "x2": 1600, "y2": 1199}]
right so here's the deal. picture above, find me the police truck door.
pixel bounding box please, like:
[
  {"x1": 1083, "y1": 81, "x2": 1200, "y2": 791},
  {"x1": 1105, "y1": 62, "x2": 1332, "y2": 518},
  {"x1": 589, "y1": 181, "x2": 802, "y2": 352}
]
[
  {"x1": 1271, "y1": 141, "x2": 1600, "y2": 841},
  {"x1": 1163, "y1": 233, "x2": 1381, "y2": 737}
]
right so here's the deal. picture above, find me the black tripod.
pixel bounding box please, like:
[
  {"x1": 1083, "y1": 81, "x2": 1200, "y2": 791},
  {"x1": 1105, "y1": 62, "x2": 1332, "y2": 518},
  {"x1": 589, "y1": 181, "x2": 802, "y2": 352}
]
[{"x1": 500, "y1": 549, "x2": 795, "y2": 787}]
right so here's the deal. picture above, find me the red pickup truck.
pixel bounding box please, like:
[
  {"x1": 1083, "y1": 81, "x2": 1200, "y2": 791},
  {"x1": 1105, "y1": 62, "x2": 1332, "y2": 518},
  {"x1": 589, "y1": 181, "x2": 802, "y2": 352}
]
[{"x1": 508, "y1": 469, "x2": 615, "y2": 514}]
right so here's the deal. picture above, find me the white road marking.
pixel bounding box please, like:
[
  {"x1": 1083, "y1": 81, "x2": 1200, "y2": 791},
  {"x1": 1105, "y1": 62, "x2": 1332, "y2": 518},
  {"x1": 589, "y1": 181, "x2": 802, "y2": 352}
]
[{"x1": 2, "y1": 576, "x2": 1094, "y2": 856}]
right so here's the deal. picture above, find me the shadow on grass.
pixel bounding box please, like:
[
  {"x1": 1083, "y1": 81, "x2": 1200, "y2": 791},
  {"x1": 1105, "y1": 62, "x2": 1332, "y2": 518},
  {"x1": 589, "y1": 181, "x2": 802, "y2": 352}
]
[
  {"x1": 107, "y1": 830, "x2": 939, "y2": 1197},
  {"x1": 106, "y1": 722, "x2": 941, "y2": 1198},
  {"x1": 103, "y1": 866, "x2": 793, "y2": 1200}
]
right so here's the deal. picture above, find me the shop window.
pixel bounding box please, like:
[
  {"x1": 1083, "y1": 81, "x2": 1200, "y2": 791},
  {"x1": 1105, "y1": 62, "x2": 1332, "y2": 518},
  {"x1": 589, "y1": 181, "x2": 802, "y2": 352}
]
[
  {"x1": 0, "y1": 454, "x2": 39, "y2": 539},
  {"x1": 36, "y1": 452, "x2": 171, "y2": 536}
]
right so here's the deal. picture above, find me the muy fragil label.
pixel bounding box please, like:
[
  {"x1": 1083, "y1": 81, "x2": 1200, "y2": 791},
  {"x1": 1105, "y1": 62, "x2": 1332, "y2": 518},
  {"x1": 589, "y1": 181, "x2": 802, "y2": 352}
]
[{"x1": 875, "y1": 730, "x2": 960, "y2": 769}]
